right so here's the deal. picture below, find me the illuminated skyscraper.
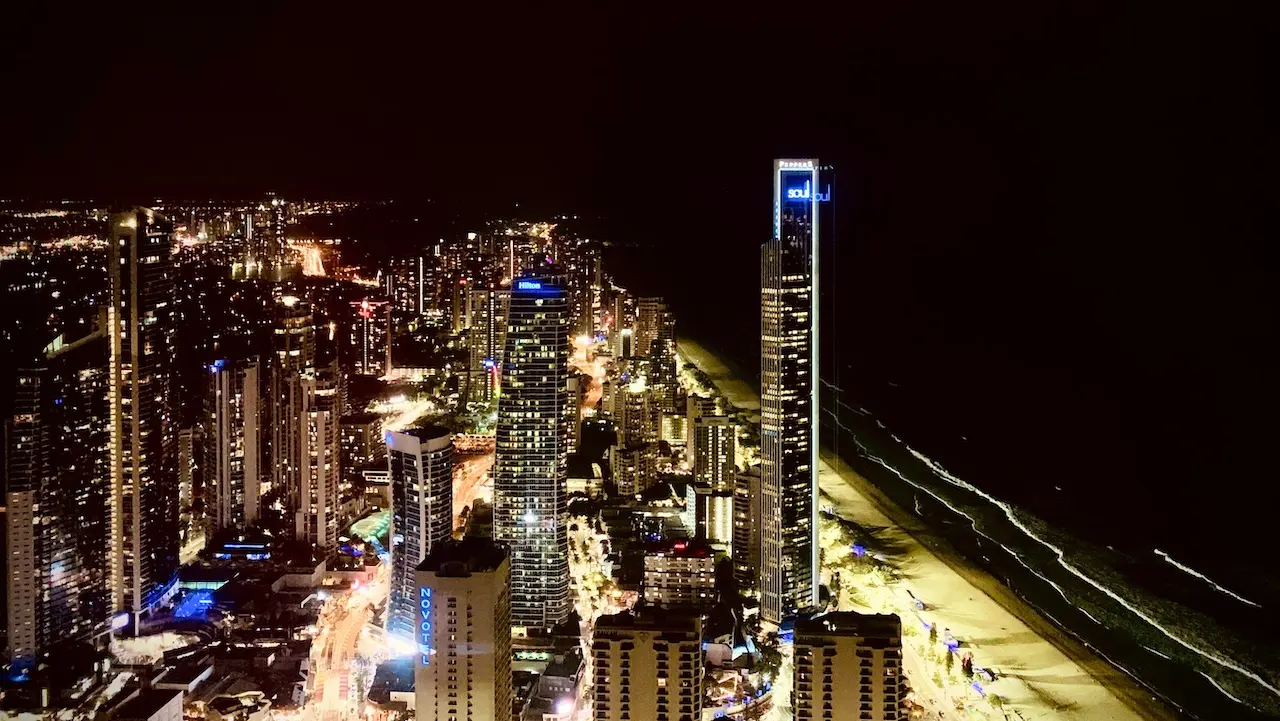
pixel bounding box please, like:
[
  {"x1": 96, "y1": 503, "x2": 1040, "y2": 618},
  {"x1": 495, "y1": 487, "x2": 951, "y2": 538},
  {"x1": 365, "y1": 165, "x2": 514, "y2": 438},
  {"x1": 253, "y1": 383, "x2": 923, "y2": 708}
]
[
  {"x1": 4, "y1": 324, "x2": 111, "y2": 663},
  {"x1": 467, "y1": 287, "x2": 510, "y2": 402},
  {"x1": 384, "y1": 256, "x2": 430, "y2": 316},
  {"x1": 760, "y1": 159, "x2": 820, "y2": 624},
  {"x1": 268, "y1": 295, "x2": 315, "y2": 506},
  {"x1": 386, "y1": 426, "x2": 454, "y2": 641},
  {"x1": 349, "y1": 297, "x2": 391, "y2": 377},
  {"x1": 691, "y1": 415, "x2": 736, "y2": 491},
  {"x1": 295, "y1": 361, "x2": 343, "y2": 548},
  {"x1": 636, "y1": 297, "x2": 677, "y2": 412},
  {"x1": 608, "y1": 373, "x2": 658, "y2": 496},
  {"x1": 732, "y1": 466, "x2": 762, "y2": 593},
  {"x1": 493, "y1": 276, "x2": 571, "y2": 631},
  {"x1": 203, "y1": 357, "x2": 262, "y2": 533},
  {"x1": 107, "y1": 208, "x2": 180, "y2": 624}
]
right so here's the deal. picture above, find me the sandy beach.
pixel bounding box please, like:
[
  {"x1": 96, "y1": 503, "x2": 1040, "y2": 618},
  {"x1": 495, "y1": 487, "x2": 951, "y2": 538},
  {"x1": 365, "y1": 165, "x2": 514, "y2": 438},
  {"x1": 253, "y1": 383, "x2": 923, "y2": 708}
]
[{"x1": 678, "y1": 337, "x2": 1178, "y2": 721}]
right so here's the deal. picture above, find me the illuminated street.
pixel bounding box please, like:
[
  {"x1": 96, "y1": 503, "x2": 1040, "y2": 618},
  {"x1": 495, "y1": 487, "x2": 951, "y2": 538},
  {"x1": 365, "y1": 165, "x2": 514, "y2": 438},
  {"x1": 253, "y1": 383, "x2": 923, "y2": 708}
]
[
  {"x1": 306, "y1": 566, "x2": 390, "y2": 721},
  {"x1": 568, "y1": 517, "x2": 636, "y2": 630},
  {"x1": 453, "y1": 452, "x2": 494, "y2": 528}
]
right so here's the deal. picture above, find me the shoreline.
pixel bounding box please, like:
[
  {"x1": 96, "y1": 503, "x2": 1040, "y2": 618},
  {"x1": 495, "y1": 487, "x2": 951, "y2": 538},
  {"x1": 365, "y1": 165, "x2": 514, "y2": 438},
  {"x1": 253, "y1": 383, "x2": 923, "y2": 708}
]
[{"x1": 677, "y1": 336, "x2": 1179, "y2": 721}]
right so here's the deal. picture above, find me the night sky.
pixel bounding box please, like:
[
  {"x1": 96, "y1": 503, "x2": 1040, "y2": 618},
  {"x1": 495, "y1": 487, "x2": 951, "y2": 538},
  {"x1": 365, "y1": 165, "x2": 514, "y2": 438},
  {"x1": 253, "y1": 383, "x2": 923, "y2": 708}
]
[{"x1": 2, "y1": 5, "x2": 1273, "y2": 540}]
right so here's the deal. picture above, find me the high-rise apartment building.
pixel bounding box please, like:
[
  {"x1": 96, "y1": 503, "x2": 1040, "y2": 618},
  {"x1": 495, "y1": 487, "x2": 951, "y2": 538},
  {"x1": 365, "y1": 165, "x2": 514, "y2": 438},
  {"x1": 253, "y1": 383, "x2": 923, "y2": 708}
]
[
  {"x1": 294, "y1": 361, "x2": 343, "y2": 548},
  {"x1": 760, "y1": 159, "x2": 820, "y2": 624},
  {"x1": 691, "y1": 416, "x2": 735, "y2": 491},
  {"x1": 606, "y1": 288, "x2": 634, "y2": 358},
  {"x1": 642, "y1": 539, "x2": 716, "y2": 608},
  {"x1": 4, "y1": 326, "x2": 111, "y2": 663},
  {"x1": 350, "y1": 298, "x2": 391, "y2": 377},
  {"x1": 467, "y1": 287, "x2": 510, "y2": 402},
  {"x1": 793, "y1": 613, "x2": 906, "y2": 721},
  {"x1": 177, "y1": 427, "x2": 204, "y2": 555},
  {"x1": 732, "y1": 466, "x2": 762, "y2": 594},
  {"x1": 591, "y1": 611, "x2": 703, "y2": 721},
  {"x1": 203, "y1": 357, "x2": 262, "y2": 534},
  {"x1": 493, "y1": 276, "x2": 571, "y2": 631},
  {"x1": 340, "y1": 412, "x2": 385, "y2": 483},
  {"x1": 268, "y1": 295, "x2": 315, "y2": 506},
  {"x1": 635, "y1": 297, "x2": 677, "y2": 413},
  {"x1": 608, "y1": 375, "x2": 658, "y2": 496},
  {"x1": 107, "y1": 208, "x2": 180, "y2": 622},
  {"x1": 384, "y1": 256, "x2": 429, "y2": 316},
  {"x1": 415, "y1": 538, "x2": 511, "y2": 721},
  {"x1": 386, "y1": 426, "x2": 454, "y2": 640},
  {"x1": 684, "y1": 396, "x2": 718, "y2": 449}
]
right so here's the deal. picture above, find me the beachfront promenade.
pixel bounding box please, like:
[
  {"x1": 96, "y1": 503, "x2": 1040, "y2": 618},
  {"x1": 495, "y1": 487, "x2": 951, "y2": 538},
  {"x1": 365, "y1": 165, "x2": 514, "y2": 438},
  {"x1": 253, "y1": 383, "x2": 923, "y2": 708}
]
[{"x1": 678, "y1": 337, "x2": 1174, "y2": 721}]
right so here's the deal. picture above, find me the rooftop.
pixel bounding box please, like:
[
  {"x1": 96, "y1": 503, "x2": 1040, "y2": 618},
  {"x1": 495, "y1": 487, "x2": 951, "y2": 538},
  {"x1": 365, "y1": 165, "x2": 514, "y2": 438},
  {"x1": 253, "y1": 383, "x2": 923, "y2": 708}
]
[
  {"x1": 795, "y1": 611, "x2": 902, "y2": 640},
  {"x1": 111, "y1": 688, "x2": 183, "y2": 721},
  {"x1": 643, "y1": 538, "x2": 715, "y2": 558},
  {"x1": 397, "y1": 425, "x2": 452, "y2": 442},
  {"x1": 417, "y1": 537, "x2": 508, "y2": 575},
  {"x1": 594, "y1": 608, "x2": 701, "y2": 635}
]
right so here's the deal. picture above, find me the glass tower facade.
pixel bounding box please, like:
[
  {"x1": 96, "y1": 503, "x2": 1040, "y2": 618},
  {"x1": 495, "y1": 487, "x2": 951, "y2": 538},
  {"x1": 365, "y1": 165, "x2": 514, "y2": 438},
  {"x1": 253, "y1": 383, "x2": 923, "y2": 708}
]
[
  {"x1": 760, "y1": 159, "x2": 820, "y2": 624},
  {"x1": 5, "y1": 325, "x2": 111, "y2": 664},
  {"x1": 492, "y1": 276, "x2": 571, "y2": 631}
]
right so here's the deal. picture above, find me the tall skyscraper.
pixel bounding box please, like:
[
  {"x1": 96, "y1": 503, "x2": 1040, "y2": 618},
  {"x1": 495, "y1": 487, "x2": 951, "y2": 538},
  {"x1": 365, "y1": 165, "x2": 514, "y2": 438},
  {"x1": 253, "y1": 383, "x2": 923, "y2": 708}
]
[
  {"x1": 263, "y1": 196, "x2": 288, "y2": 281},
  {"x1": 349, "y1": 298, "x2": 391, "y2": 377},
  {"x1": 203, "y1": 357, "x2": 262, "y2": 534},
  {"x1": 636, "y1": 297, "x2": 677, "y2": 413},
  {"x1": 685, "y1": 395, "x2": 718, "y2": 449},
  {"x1": 107, "y1": 208, "x2": 180, "y2": 623},
  {"x1": 691, "y1": 415, "x2": 735, "y2": 491},
  {"x1": 467, "y1": 287, "x2": 510, "y2": 402},
  {"x1": 493, "y1": 276, "x2": 571, "y2": 631},
  {"x1": 793, "y1": 612, "x2": 906, "y2": 721},
  {"x1": 268, "y1": 293, "x2": 316, "y2": 535},
  {"x1": 340, "y1": 413, "x2": 385, "y2": 482},
  {"x1": 760, "y1": 159, "x2": 820, "y2": 625},
  {"x1": 591, "y1": 610, "x2": 703, "y2": 721},
  {"x1": 608, "y1": 374, "x2": 658, "y2": 496},
  {"x1": 268, "y1": 295, "x2": 315, "y2": 507},
  {"x1": 414, "y1": 538, "x2": 511, "y2": 721},
  {"x1": 4, "y1": 325, "x2": 111, "y2": 664},
  {"x1": 384, "y1": 256, "x2": 429, "y2": 316},
  {"x1": 177, "y1": 427, "x2": 204, "y2": 555},
  {"x1": 295, "y1": 361, "x2": 343, "y2": 548},
  {"x1": 387, "y1": 426, "x2": 454, "y2": 640},
  {"x1": 732, "y1": 466, "x2": 762, "y2": 594}
]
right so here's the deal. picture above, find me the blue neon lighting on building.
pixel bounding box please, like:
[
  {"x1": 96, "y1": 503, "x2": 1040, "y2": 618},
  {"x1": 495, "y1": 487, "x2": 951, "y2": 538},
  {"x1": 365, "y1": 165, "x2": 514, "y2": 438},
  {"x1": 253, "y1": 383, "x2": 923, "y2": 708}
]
[
  {"x1": 174, "y1": 589, "x2": 215, "y2": 620},
  {"x1": 418, "y1": 586, "x2": 433, "y2": 665},
  {"x1": 516, "y1": 280, "x2": 542, "y2": 290}
]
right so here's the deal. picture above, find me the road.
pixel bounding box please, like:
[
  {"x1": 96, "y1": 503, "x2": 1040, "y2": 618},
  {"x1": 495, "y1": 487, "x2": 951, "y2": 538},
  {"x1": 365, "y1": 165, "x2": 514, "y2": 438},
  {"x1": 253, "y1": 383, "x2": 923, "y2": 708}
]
[
  {"x1": 453, "y1": 452, "x2": 494, "y2": 530},
  {"x1": 307, "y1": 568, "x2": 389, "y2": 721}
]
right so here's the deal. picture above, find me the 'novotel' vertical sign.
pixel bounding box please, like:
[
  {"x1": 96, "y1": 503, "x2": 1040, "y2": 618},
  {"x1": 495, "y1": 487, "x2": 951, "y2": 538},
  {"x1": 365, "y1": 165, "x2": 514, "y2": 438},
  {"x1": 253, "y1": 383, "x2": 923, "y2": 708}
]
[{"x1": 418, "y1": 586, "x2": 433, "y2": 665}]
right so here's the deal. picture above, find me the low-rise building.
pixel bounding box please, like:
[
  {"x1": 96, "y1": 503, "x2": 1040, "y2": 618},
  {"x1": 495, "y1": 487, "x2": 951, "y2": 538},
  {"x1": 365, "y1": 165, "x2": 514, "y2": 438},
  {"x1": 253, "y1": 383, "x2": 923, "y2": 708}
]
[{"x1": 109, "y1": 688, "x2": 184, "y2": 721}]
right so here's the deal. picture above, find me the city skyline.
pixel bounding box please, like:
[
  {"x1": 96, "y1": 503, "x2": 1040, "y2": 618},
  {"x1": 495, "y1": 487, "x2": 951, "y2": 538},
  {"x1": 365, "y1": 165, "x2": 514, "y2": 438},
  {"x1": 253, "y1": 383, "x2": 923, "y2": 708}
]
[{"x1": 0, "y1": 6, "x2": 1271, "y2": 721}]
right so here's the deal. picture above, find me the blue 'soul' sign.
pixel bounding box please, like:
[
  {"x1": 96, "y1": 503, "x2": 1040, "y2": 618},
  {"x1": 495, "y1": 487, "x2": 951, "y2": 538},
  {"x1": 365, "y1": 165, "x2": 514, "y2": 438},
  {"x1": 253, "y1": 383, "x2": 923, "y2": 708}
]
[
  {"x1": 418, "y1": 586, "x2": 433, "y2": 665},
  {"x1": 785, "y1": 180, "x2": 831, "y2": 202}
]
